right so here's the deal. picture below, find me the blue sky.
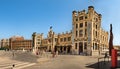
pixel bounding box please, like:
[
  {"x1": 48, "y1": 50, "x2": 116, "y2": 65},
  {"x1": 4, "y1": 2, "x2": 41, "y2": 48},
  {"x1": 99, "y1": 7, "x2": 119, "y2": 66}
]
[{"x1": 0, "y1": 0, "x2": 120, "y2": 45}]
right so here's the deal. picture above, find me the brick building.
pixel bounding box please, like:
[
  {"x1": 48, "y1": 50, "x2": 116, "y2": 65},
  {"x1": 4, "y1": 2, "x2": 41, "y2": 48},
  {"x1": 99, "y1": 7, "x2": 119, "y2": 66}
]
[{"x1": 9, "y1": 36, "x2": 32, "y2": 50}]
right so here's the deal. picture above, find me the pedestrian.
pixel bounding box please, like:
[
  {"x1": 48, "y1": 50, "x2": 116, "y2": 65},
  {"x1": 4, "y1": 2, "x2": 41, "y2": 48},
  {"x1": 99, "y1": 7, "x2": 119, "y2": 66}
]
[
  {"x1": 104, "y1": 52, "x2": 108, "y2": 58},
  {"x1": 43, "y1": 50, "x2": 46, "y2": 57},
  {"x1": 12, "y1": 51, "x2": 14, "y2": 58},
  {"x1": 56, "y1": 50, "x2": 58, "y2": 57},
  {"x1": 52, "y1": 51, "x2": 55, "y2": 58}
]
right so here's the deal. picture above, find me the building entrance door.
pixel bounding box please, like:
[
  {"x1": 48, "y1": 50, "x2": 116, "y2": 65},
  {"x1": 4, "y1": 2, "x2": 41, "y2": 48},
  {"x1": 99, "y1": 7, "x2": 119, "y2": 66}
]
[
  {"x1": 60, "y1": 46, "x2": 62, "y2": 53},
  {"x1": 54, "y1": 46, "x2": 57, "y2": 52},
  {"x1": 67, "y1": 46, "x2": 71, "y2": 53},
  {"x1": 79, "y1": 42, "x2": 83, "y2": 55}
]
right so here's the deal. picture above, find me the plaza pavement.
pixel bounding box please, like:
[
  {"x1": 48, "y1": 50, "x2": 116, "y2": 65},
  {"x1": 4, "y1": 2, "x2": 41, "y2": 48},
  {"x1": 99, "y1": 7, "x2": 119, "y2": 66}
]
[
  {"x1": 0, "y1": 50, "x2": 51, "y2": 69},
  {"x1": 0, "y1": 57, "x2": 36, "y2": 69},
  {"x1": 22, "y1": 55, "x2": 111, "y2": 69},
  {"x1": 0, "y1": 50, "x2": 120, "y2": 69},
  {"x1": 23, "y1": 55, "x2": 120, "y2": 69}
]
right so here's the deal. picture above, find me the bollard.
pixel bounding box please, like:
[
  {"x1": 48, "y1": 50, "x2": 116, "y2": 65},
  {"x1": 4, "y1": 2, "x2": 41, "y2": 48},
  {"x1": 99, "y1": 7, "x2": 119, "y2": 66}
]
[{"x1": 111, "y1": 49, "x2": 117, "y2": 68}]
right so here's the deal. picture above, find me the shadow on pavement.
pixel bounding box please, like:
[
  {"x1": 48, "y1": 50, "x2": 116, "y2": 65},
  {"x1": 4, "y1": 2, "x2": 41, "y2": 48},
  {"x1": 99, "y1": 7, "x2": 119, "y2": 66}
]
[
  {"x1": 86, "y1": 61, "x2": 111, "y2": 69},
  {"x1": 85, "y1": 59, "x2": 120, "y2": 69}
]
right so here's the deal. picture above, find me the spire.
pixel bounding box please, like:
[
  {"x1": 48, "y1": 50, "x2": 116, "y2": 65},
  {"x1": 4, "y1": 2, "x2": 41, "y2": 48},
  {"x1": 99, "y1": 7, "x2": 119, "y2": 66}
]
[
  {"x1": 50, "y1": 26, "x2": 52, "y2": 29},
  {"x1": 50, "y1": 26, "x2": 53, "y2": 32}
]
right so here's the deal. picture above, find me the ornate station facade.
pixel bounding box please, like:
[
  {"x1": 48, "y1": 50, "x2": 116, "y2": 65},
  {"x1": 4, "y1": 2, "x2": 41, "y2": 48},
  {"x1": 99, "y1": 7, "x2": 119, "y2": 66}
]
[{"x1": 32, "y1": 6, "x2": 109, "y2": 55}]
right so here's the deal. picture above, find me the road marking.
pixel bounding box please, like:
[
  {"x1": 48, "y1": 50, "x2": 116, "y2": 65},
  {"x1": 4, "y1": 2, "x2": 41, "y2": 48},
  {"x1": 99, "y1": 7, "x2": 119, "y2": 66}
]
[
  {"x1": 16, "y1": 63, "x2": 36, "y2": 69},
  {"x1": 0, "y1": 61, "x2": 36, "y2": 69},
  {"x1": 0, "y1": 61, "x2": 22, "y2": 67}
]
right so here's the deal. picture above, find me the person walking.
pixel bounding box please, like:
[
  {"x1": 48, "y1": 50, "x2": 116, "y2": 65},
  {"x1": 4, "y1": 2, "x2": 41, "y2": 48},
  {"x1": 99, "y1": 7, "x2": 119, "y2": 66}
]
[{"x1": 56, "y1": 50, "x2": 58, "y2": 57}]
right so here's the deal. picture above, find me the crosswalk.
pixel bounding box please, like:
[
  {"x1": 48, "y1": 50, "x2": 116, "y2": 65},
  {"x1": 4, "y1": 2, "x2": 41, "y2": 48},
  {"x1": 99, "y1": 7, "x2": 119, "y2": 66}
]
[{"x1": 0, "y1": 60, "x2": 36, "y2": 69}]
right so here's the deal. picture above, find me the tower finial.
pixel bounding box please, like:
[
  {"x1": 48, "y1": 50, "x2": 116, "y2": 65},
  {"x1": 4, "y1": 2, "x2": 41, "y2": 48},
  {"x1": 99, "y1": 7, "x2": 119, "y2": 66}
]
[{"x1": 50, "y1": 26, "x2": 52, "y2": 29}]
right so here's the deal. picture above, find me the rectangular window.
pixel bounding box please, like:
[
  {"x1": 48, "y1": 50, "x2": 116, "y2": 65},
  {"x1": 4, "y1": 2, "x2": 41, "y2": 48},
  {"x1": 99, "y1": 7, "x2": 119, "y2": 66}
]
[
  {"x1": 103, "y1": 36, "x2": 104, "y2": 41},
  {"x1": 85, "y1": 29, "x2": 87, "y2": 36},
  {"x1": 55, "y1": 38, "x2": 58, "y2": 42},
  {"x1": 84, "y1": 42, "x2": 87, "y2": 49},
  {"x1": 76, "y1": 18, "x2": 78, "y2": 21},
  {"x1": 76, "y1": 24, "x2": 78, "y2": 29},
  {"x1": 93, "y1": 30, "x2": 95, "y2": 36},
  {"x1": 48, "y1": 39, "x2": 51, "y2": 42},
  {"x1": 64, "y1": 38, "x2": 66, "y2": 42},
  {"x1": 79, "y1": 30, "x2": 83, "y2": 37},
  {"x1": 37, "y1": 42, "x2": 40, "y2": 44},
  {"x1": 75, "y1": 43, "x2": 77, "y2": 49},
  {"x1": 68, "y1": 37, "x2": 71, "y2": 41},
  {"x1": 60, "y1": 38, "x2": 63, "y2": 42},
  {"x1": 96, "y1": 31, "x2": 97, "y2": 37},
  {"x1": 79, "y1": 16, "x2": 83, "y2": 20},
  {"x1": 37, "y1": 39, "x2": 40, "y2": 41},
  {"x1": 96, "y1": 18, "x2": 98, "y2": 22},
  {"x1": 85, "y1": 22, "x2": 87, "y2": 27},
  {"x1": 79, "y1": 23, "x2": 83, "y2": 28},
  {"x1": 95, "y1": 43, "x2": 97, "y2": 50},
  {"x1": 76, "y1": 30, "x2": 78, "y2": 37},
  {"x1": 96, "y1": 25, "x2": 97, "y2": 29},
  {"x1": 93, "y1": 43, "x2": 94, "y2": 50}
]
